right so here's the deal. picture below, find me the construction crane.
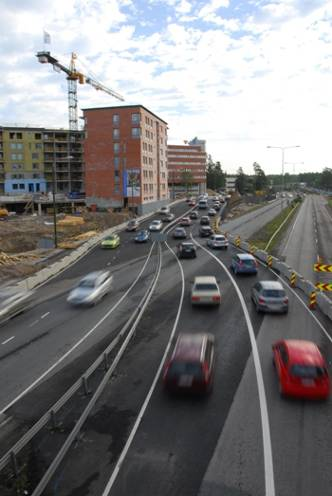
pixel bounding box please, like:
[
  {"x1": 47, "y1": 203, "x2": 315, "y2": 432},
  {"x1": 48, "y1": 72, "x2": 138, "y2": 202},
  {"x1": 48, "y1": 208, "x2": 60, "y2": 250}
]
[{"x1": 36, "y1": 51, "x2": 124, "y2": 130}]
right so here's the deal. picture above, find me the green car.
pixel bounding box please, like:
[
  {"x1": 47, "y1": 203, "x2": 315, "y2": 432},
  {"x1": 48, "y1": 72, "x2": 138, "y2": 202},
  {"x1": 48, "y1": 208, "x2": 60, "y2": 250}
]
[{"x1": 100, "y1": 234, "x2": 120, "y2": 249}]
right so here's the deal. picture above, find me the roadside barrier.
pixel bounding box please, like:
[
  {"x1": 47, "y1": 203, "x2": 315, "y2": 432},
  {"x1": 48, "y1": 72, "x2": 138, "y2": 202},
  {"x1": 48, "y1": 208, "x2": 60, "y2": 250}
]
[
  {"x1": 290, "y1": 272, "x2": 296, "y2": 287},
  {"x1": 309, "y1": 291, "x2": 317, "y2": 310},
  {"x1": 267, "y1": 255, "x2": 273, "y2": 267}
]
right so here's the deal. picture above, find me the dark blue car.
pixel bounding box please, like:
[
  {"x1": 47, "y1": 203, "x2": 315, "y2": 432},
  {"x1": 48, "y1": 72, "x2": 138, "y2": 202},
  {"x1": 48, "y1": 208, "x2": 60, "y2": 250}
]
[
  {"x1": 231, "y1": 253, "x2": 258, "y2": 275},
  {"x1": 134, "y1": 229, "x2": 150, "y2": 243}
]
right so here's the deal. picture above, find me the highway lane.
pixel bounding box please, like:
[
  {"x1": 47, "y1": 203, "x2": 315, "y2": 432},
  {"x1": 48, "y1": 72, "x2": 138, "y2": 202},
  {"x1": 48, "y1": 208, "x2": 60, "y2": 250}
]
[
  {"x1": 0, "y1": 201, "x2": 190, "y2": 414},
  {"x1": 199, "y1": 276, "x2": 332, "y2": 496},
  {"x1": 1, "y1": 197, "x2": 331, "y2": 495}
]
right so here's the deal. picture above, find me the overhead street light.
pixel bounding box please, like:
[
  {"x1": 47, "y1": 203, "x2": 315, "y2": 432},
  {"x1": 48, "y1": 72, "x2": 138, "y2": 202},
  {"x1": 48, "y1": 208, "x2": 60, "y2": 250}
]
[
  {"x1": 52, "y1": 155, "x2": 73, "y2": 248},
  {"x1": 267, "y1": 145, "x2": 301, "y2": 193}
]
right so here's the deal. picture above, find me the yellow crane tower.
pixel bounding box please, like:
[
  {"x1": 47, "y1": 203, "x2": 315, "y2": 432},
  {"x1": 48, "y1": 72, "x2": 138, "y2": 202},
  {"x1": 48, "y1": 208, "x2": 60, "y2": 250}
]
[{"x1": 36, "y1": 51, "x2": 124, "y2": 130}]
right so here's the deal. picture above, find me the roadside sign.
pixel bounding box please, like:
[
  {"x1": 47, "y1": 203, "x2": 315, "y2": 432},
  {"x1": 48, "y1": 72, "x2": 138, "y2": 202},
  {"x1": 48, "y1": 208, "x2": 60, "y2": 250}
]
[
  {"x1": 315, "y1": 283, "x2": 332, "y2": 291},
  {"x1": 314, "y1": 264, "x2": 332, "y2": 272}
]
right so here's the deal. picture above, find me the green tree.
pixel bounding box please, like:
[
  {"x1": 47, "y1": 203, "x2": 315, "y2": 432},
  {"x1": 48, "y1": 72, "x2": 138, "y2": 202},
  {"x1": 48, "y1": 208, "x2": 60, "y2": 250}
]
[
  {"x1": 181, "y1": 169, "x2": 194, "y2": 193},
  {"x1": 253, "y1": 162, "x2": 267, "y2": 190},
  {"x1": 235, "y1": 167, "x2": 247, "y2": 194},
  {"x1": 320, "y1": 168, "x2": 332, "y2": 190},
  {"x1": 206, "y1": 156, "x2": 225, "y2": 190}
]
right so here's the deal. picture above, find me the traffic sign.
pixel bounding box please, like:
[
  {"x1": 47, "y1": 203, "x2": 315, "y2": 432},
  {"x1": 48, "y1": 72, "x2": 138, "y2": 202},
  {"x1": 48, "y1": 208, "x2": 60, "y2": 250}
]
[
  {"x1": 314, "y1": 264, "x2": 332, "y2": 272},
  {"x1": 315, "y1": 283, "x2": 332, "y2": 291}
]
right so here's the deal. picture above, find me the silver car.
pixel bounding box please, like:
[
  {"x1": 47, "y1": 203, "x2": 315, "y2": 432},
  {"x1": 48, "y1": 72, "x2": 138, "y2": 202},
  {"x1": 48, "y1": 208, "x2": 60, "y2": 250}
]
[
  {"x1": 149, "y1": 219, "x2": 163, "y2": 231},
  {"x1": 67, "y1": 271, "x2": 113, "y2": 306},
  {"x1": 251, "y1": 280, "x2": 288, "y2": 313},
  {"x1": 191, "y1": 276, "x2": 221, "y2": 306},
  {"x1": 0, "y1": 287, "x2": 34, "y2": 323},
  {"x1": 207, "y1": 234, "x2": 228, "y2": 250}
]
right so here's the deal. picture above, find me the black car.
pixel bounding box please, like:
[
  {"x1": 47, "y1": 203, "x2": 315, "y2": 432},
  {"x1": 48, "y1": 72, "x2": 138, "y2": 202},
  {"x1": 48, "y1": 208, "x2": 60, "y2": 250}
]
[
  {"x1": 200, "y1": 215, "x2": 210, "y2": 226},
  {"x1": 189, "y1": 211, "x2": 199, "y2": 220},
  {"x1": 177, "y1": 242, "x2": 197, "y2": 259},
  {"x1": 199, "y1": 225, "x2": 213, "y2": 237}
]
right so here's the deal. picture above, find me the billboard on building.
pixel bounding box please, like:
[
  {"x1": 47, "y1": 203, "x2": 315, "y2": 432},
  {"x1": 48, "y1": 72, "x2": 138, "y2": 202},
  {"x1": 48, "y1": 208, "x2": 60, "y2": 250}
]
[{"x1": 123, "y1": 168, "x2": 141, "y2": 197}]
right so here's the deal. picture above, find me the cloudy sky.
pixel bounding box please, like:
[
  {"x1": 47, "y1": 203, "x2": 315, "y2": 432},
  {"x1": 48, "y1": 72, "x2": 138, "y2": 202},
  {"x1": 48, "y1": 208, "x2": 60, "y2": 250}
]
[{"x1": 1, "y1": 0, "x2": 331, "y2": 175}]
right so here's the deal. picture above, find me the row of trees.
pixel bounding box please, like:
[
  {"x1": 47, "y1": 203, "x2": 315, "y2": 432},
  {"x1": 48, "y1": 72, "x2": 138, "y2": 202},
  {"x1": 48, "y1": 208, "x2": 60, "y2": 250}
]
[{"x1": 206, "y1": 155, "x2": 332, "y2": 193}]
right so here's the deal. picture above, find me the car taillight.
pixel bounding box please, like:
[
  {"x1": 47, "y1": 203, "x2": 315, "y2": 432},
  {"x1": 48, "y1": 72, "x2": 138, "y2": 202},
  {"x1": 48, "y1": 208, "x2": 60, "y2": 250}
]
[
  {"x1": 203, "y1": 363, "x2": 209, "y2": 383},
  {"x1": 238, "y1": 260, "x2": 243, "y2": 265},
  {"x1": 192, "y1": 296, "x2": 200, "y2": 301},
  {"x1": 258, "y1": 297, "x2": 265, "y2": 304},
  {"x1": 283, "y1": 297, "x2": 289, "y2": 304},
  {"x1": 212, "y1": 295, "x2": 220, "y2": 302}
]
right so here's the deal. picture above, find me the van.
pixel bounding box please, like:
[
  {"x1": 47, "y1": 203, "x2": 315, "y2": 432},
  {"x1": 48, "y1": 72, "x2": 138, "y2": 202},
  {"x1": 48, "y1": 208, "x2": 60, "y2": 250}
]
[
  {"x1": 198, "y1": 199, "x2": 208, "y2": 209},
  {"x1": 163, "y1": 333, "x2": 215, "y2": 394}
]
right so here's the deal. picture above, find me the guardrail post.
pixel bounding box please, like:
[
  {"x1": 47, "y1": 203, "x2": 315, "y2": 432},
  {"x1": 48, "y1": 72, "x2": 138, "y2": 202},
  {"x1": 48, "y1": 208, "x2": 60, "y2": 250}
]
[
  {"x1": 309, "y1": 291, "x2": 317, "y2": 310},
  {"x1": 10, "y1": 451, "x2": 18, "y2": 477},
  {"x1": 50, "y1": 409, "x2": 57, "y2": 430},
  {"x1": 290, "y1": 272, "x2": 296, "y2": 287},
  {"x1": 104, "y1": 352, "x2": 109, "y2": 371},
  {"x1": 267, "y1": 255, "x2": 273, "y2": 268},
  {"x1": 82, "y1": 377, "x2": 91, "y2": 396}
]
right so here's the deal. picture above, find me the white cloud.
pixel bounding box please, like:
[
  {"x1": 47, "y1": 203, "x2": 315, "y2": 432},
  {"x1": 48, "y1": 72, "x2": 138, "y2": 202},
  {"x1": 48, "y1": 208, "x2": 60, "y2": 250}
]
[
  {"x1": 0, "y1": 0, "x2": 332, "y2": 173},
  {"x1": 199, "y1": 0, "x2": 230, "y2": 18}
]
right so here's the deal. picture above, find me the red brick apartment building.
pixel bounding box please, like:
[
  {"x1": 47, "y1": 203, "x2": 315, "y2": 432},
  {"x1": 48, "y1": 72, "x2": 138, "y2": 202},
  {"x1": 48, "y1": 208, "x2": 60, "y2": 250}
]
[
  {"x1": 83, "y1": 105, "x2": 168, "y2": 214},
  {"x1": 167, "y1": 138, "x2": 207, "y2": 197}
]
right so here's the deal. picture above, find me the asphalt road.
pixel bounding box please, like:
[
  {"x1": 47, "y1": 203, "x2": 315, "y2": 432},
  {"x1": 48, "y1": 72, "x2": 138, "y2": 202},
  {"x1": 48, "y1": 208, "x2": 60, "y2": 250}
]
[{"x1": 0, "y1": 197, "x2": 331, "y2": 496}]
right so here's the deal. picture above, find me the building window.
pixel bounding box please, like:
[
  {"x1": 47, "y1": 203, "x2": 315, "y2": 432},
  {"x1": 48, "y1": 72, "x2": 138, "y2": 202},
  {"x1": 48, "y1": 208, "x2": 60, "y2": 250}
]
[
  {"x1": 33, "y1": 173, "x2": 40, "y2": 179},
  {"x1": 148, "y1": 157, "x2": 153, "y2": 165},
  {"x1": 114, "y1": 143, "x2": 120, "y2": 153},
  {"x1": 19, "y1": 183, "x2": 25, "y2": 189},
  {"x1": 11, "y1": 153, "x2": 23, "y2": 160},
  {"x1": 9, "y1": 132, "x2": 23, "y2": 139},
  {"x1": 35, "y1": 143, "x2": 42, "y2": 149},
  {"x1": 35, "y1": 133, "x2": 42, "y2": 140},
  {"x1": 113, "y1": 128, "x2": 120, "y2": 139},
  {"x1": 114, "y1": 185, "x2": 119, "y2": 193},
  {"x1": 32, "y1": 163, "x2": 39, "y2": 169},
  {"x1": 31, "y1": 152, "x2": 39, "y2": 159},
  {"x1": 12, "y1": 184, "x2": 18, "y2": 190},
  {"x1": 131, "y1": 113, "x2": 140, "y2": 123},
  {"x1": 12, "y1": 163, "x2": 23, "y2": 170},
  {"x1": 17, "y1": 133, "x2": 22, "y2": 139},
  {"x1": 131, "y1": 127, "x2": 140, "y2": 138},
  {"x1": 113, "y1": 114, "x2": 120, "y2": 124},
  {"x1": 114, "y1": 157, "x2": 120, "y2": 169}
]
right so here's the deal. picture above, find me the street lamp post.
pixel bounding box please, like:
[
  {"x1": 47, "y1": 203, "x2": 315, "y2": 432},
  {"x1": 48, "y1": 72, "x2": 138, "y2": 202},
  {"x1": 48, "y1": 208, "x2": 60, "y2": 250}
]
[
  {"x1": 52, "y1": 155, "x2": 73, "y2": 248},
  {"x1": 267, "y1": 145, "x2": 300, "y2": 193}
]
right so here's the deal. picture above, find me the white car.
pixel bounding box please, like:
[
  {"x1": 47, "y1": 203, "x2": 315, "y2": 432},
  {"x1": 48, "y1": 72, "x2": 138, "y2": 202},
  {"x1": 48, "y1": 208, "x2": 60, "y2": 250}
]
[
  {"x1": 159, "y1": 206, "x2": 170, "y2": 215},
  {"x1": 149, "y1": 219, "x2": 163, "y2": 231},
  {"x1": 207, "y1": 234, "x2": 228, "y2": 250},
  {"x1": 208, "y1": 208, "x2": 217, "y2": 216},
  {"x1": 191, "y1": 276, "x2": 221, "y2": 306},
  {"x1": 67, "y1": 271, "x2": 113, "y2": 306}
]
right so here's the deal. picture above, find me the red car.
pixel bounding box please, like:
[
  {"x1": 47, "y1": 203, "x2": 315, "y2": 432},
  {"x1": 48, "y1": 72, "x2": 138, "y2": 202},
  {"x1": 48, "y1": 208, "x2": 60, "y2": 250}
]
[
  {"x1": 272, "y1": 340, "x2": 330, "y2": 400},
  {"x1": 163, "y1": 333, "x2": 215, "y2": 394}
]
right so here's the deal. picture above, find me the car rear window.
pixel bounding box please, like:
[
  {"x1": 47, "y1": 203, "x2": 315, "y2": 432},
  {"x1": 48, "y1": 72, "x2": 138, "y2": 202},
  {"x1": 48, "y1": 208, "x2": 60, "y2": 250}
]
[
  {"x1": 290, "y1": 364, "x2": 326, "y2": 378},
  {"x1": 263, "y1": 289, "x2": 285, "y2": 297},
  {"x1": 168, "y1": 362, "x2": 203, "y2": 379},
  {"x1": 79, "y1": 279, "x2": 96, "y2": 288},
  {"x1": 195, "y1": 283, "x2": 218, "y2": 291},
  {"x1": 243, "y1": 259, "x2": 255, "y2": 266}
]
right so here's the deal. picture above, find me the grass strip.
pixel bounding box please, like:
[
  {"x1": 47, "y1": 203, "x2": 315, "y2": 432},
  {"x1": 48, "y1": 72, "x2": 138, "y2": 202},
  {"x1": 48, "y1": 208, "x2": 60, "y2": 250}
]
[{"x1": 248, "y1": 203, "x2": 299, "y2": 255}]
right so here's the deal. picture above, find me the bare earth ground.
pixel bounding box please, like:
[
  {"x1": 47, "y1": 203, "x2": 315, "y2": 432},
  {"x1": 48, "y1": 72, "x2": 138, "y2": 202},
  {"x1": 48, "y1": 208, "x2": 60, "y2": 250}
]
[{"x1": 0, "y1": 211, "x2": 131, "y2": 285}]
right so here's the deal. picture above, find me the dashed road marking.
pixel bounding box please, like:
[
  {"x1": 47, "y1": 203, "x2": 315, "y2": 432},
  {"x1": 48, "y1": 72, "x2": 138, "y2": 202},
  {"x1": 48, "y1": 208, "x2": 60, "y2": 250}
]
[
  {"x1": 1, "y1": 336, "x2": 15, "y2": 345},
  {"x1": 29, "y1": 320, "x2": 39, "y2": 327},
  {"x1": 41, "y1": 312, "x2": 50, "y2": 319}
]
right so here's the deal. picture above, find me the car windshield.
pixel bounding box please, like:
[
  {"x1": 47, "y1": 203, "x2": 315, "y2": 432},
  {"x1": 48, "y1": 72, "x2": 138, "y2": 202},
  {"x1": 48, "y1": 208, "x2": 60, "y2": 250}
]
[
  {"x1": 78, "y1": 279, "x2": 96, "y2": 288},
  {"x1": 290, "y1": 364, "x2": 326, "y2": 378},
  {"x1": 168, "y1": 361, "x2": 203, "y2": 379},
  {"x1": 152, "y1": 221, "x2": 159, "y2": 225},
  {"x1": 195, "y1": 283, "x2": 218, "y2": 291},
  {"x1": 214, "y1": 237, "x2": 225, "y2": 241},
  {"x1": 105, "y1": 236, "x2": 116, "y2": 241},
  {"x1": 263, "y1": 289, "x2": 285, "y2": 297}
]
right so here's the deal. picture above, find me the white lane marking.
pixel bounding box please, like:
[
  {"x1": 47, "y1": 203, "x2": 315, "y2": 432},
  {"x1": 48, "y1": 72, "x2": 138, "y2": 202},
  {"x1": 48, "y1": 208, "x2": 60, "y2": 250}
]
[
  {"x1": 102, "y1": 243, "x2": 185, "y2": 496},
  {"x1": 29, "y1": 320, "x2": 39, "y2": 327},
  {"x1": 192, "y1": 235, "x2": 276, "y2": 496},
  {"x1": 0, "y1": 243, "x2": 156, "y2": 416},
  {"x1": 40, "y1": 312, "x2": 50, "y2": 319},
  {"x1": 1, "y1": 336, "x2": 15, "y2": 345}
]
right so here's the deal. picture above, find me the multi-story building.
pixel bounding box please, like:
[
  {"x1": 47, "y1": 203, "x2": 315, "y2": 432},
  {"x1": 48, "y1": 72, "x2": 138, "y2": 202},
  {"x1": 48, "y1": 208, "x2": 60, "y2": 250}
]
[
  {"x1": 0, "y1": 126, "x2": 84, "y2": 195},
  {"x1": 83, "y1": 105, "x2": 168, "y2": 214},
  {"x1": 167, "y1": 137, "x2": 207, "y2": 197}
]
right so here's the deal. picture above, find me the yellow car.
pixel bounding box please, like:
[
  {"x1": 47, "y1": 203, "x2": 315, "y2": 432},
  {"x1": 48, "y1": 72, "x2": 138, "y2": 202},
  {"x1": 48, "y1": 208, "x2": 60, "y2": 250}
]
[{"x1": 100, "y1": 233, "x2": 120, "y2": 249}]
